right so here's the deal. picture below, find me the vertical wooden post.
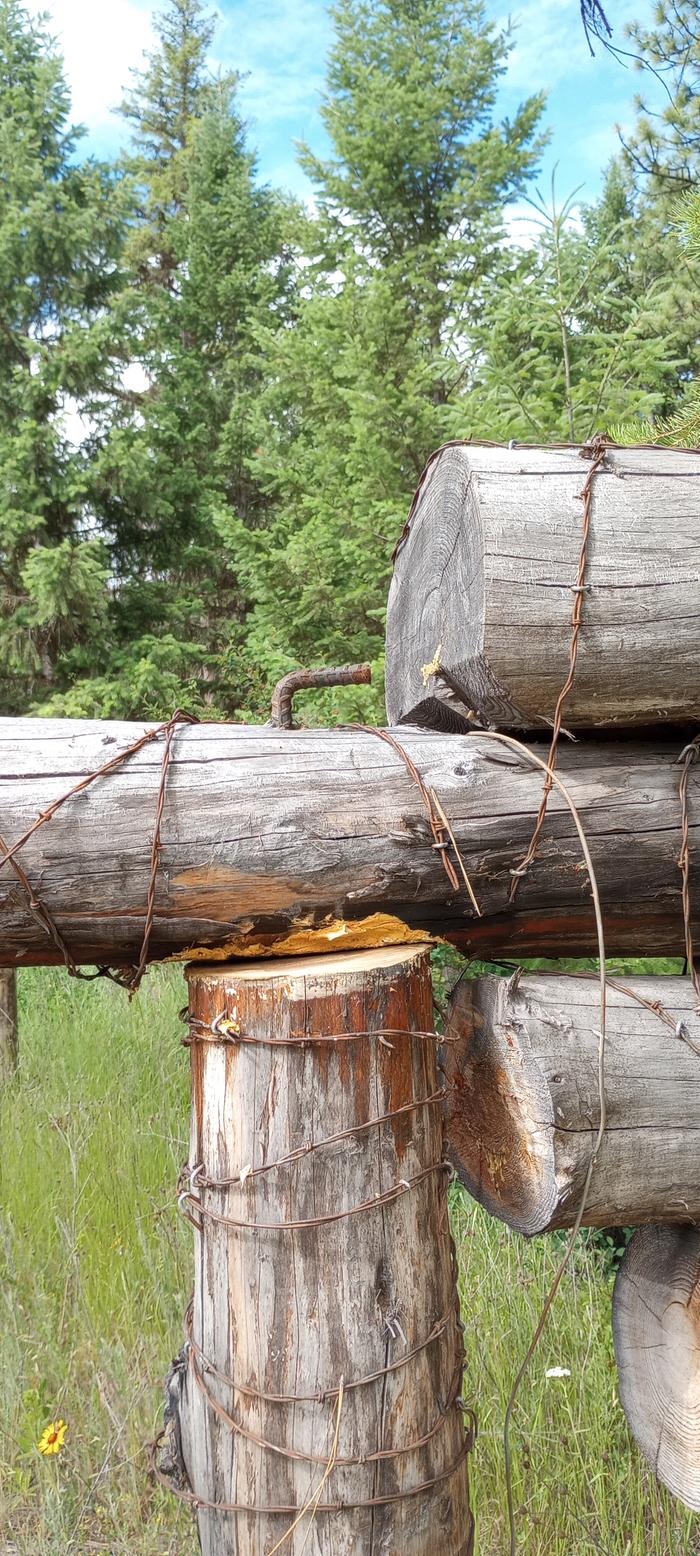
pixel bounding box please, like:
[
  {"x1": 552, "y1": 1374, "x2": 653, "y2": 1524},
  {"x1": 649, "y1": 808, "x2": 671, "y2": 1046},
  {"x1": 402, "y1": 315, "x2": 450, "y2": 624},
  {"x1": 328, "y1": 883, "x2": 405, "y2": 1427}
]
[
  {"x1": 0, "y1": 968, "x2": 18, "y2": 1083},
  {"x1": 173, "y1": 946, "x2": 473, "y2": 1555}
]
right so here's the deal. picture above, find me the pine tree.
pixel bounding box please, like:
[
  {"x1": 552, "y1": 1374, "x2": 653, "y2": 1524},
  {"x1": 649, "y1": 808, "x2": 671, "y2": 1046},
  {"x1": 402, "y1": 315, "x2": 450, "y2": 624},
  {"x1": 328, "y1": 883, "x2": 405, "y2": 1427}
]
[
  {"x1": 471, "y1": 165, "x2": 685, "y2": 443},
  {"x1": 613, "y1": 188, "x2": 700, "y2": 447},
  {"x1": 0, "y1": 0, "x2": 125, "y2": 714},
  {"x1": 220, "y1": 0, "x2": 546, "y2": 722},
  {"x1": 621, "y1": 1, "x2": 700, "y2": 193},
  {"x1": 44, "y1": 0, "x2": 296, "y2": 719}
]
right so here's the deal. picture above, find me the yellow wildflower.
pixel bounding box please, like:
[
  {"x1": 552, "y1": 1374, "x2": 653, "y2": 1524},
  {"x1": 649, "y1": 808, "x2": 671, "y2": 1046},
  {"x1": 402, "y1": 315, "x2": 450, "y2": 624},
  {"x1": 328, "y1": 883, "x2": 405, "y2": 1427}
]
[{"x1": 38, "y1": 1419, "x2": 68, "y2": 1456}]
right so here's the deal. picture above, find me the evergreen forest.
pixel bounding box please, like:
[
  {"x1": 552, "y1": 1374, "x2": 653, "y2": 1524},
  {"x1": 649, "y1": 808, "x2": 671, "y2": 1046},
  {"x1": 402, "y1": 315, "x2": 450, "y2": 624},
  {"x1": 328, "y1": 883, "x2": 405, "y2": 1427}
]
[{"x1": 2, "y1": 0, "x2": 699, "y2": 726}]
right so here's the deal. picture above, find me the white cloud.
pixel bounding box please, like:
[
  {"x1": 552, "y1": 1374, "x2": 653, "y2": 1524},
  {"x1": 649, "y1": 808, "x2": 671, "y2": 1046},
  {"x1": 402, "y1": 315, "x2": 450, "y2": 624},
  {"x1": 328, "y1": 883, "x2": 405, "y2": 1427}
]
[{"x1": 28, "y1": 0, "x2": 156, "y2": 139}]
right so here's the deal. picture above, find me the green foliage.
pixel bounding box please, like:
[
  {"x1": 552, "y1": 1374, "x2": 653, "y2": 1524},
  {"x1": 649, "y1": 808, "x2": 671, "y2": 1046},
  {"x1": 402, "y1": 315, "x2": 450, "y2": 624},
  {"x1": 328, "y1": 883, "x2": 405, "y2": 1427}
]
[
  {"x1": 222, "y1": 0, "x2": 546, "y2": 719},
  {"x1": 76, "y1": 0, "x2": 298, "y2": 718},
  {"x1": 472, "y1": 168, "x2": 683, "y2": 443},
  {"x1": 611, "y1": 187, "x2": 700, "y2": 447},
  {"x1": 622, "y1": 0, "x2": 700, "y2": 193},
  {"x1": 0, "y1": 0, "x2": 126, "y2": 713},
  {"x1": 0, "y1": 0, "x2": 699, "y2": 723}
]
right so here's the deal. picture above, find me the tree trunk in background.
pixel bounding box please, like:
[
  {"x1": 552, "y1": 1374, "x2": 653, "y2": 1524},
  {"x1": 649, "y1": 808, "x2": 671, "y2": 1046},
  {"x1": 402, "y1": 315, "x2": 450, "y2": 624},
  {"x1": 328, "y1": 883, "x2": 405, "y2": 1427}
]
[
  {"x1": 172, "y1": 945, "x2": 473, "y2": 1556},
  {"x1": 386, "y1": 443, "x2": 700, "y2": 732},
  {"x1": 0, "y1": 719, "x2": 697, "y2": 967},
  {"x1": 0, "y1": 968, "x2": 18, "y2": 1082},
  {"x1": 613, "y1": 1224, "x2": 700, "y2": 1513},
  {"x1": 444, "y1": 973, "x2": 700, "y2": 1233}
]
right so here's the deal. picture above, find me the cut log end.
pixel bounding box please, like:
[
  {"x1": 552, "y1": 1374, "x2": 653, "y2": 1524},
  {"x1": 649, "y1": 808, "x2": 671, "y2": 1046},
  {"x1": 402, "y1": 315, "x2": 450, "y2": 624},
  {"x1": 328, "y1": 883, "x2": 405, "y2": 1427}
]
[
  {"x1": 613, "y1": 1225, "x2": 700, "y2": 1512},
  {"x1": 186, "y1": 941, "x2": 435, "y2": 982},
  {"x1": 443, "y1": 976, "x2": 557, "y2": 1235},
  {"x1": 386, "y1": 443, "x2": 700, "y2": 732},
  {"x1": 444, "y1": 974, "x2": 700, "y2": 1234}
]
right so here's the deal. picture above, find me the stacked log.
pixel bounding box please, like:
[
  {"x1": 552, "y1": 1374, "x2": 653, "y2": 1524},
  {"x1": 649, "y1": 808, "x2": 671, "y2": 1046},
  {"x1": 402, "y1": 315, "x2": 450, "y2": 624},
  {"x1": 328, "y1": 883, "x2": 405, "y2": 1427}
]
[
  {"x1": 443, "y1": 972, "x2": 700, "y2": 1234},
  {"x1": 2, "y1": 441, "x2": 700, "y2": 1531},
  {"x1": 384, "y1": 440, "x2": 700, "y2": 1513},
  {"x1": 386, "y1": 443, "x2": 700, "y2": 733}
]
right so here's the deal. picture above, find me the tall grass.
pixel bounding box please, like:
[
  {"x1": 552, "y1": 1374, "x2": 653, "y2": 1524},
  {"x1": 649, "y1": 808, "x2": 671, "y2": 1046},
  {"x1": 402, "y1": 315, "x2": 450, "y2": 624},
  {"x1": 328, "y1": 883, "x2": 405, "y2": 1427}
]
[{"x1": 0, "y1": 969, "x2": 697, "y2": 1554}]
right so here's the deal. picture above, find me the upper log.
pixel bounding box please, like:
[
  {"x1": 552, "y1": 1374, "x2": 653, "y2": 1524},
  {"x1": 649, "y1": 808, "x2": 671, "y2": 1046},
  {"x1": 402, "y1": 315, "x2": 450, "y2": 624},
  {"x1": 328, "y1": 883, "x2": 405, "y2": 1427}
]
[
  {"x1": 0, "y1": 717, "x2": 697, "y2": 968},
  {"x1": 385, "y1": 444, "x2": 700, "y2": 732}
]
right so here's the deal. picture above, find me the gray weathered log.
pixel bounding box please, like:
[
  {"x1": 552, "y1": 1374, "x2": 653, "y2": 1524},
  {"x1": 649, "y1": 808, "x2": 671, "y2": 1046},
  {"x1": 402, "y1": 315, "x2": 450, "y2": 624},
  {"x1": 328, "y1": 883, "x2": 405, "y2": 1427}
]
[
  {"x1": 0, "y1": 717, "x2": 697, "y2": 967},
  {"x1": 178, "y1": 946, "x2": 473, "y2": 1556},
  {"x1": 613, "y1": 1224, "x2": 700, "y2": 1511},
  {"x1": 0, "y1": 968, "x2": 17, "y2": 1082},
  {"x1": 444, "y1": 973, "x2": 700, "y2": 1233},
  {"x1": 386, "y1": 444, "x2": 700, "y2": 731}
]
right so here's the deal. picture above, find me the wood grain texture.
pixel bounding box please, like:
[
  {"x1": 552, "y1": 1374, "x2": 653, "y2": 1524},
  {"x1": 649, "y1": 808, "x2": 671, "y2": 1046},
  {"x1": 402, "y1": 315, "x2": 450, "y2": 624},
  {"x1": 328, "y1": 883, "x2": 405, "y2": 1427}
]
[
  {"x1": 0, "y1": 968, "x2": 17, "y2": 1083},
  {"x1": 386, "y1": 444, "x2": 700, "y2": 731},
  {"x1": 613, "y1": 1225, "x2": 700, "y2": 1511},
  {"x1": 444, "y1": 974, "x2": 700, "y2": 1233},
  {"x1": 0, "y1": 718, "x2": 696, "y2": 966},
  {"x1": 178, "y1": 946, "x2": 473, "y2": 1556}
]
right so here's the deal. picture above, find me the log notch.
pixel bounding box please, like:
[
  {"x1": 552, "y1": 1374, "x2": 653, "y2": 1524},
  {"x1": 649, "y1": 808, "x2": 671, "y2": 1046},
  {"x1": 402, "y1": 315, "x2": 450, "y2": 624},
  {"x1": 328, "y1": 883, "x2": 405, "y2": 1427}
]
[
  {"x1": 174, "y1": 945, "x2": 473, "y2": 1556},
  {"x1": 385, "y1": 443, "x2": 700, "y2": 731},
  {"x1": 613, "y1": 1225, "x2": 700, "y2": 1511},
  {"x1": 443, "y1": 973, "x2": 700, "y2": 1233},
  {"x1": 0, "y1": 719, "x2": 697, "y2": 967},
  {"x1": 0, "y1": 968, "x2": 17, "y2": 1082}
]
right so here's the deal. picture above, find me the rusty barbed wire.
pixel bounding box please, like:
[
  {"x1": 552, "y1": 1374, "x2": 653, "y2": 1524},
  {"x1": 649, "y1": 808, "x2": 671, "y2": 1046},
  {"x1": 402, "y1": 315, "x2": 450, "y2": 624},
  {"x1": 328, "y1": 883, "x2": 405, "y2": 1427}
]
[
  {"x1": 182, "y1": 1086, "x2": 447, "y2": 1190},
  {"x1": 678, "y1": 733, "x2": 700, "y2": 1007},
  {"x1": 148, "y1": 1432, "x2": 474, "y2": 1518},
  {"x1": 179, "y1": 1160, "x2": 451, "y2": 1233},
  {"x1": 508, "y1": 435, "x2": 610, "y2": 902},
  {"x1": 0, "y1": 709, "x2": 199, "y2": 991},
  {"x1": 182, "y1": 1299, "x2": 458, "y2": 1406},
  {"x1": 188, "y1": 1342, "x2": 463, "y2": 1468}
]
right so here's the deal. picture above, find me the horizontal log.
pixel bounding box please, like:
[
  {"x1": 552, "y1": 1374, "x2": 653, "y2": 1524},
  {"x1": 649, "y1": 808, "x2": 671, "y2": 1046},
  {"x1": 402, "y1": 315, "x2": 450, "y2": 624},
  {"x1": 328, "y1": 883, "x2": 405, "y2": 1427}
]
[
  {"x1": 386, "y1": 444, "x2": 700, "y2": 732},
  {"x1": 0, "y1": 718, "x2": 697, "y2": 968},
  {"x1": 444, "y1": 973, "x2": 700, "y2": 1233}
]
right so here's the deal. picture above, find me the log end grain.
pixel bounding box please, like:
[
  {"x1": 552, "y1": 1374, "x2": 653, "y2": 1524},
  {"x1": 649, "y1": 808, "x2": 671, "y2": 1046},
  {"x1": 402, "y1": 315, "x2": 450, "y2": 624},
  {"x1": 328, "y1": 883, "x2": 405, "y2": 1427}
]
[
  {"x1": 613, "y1": 1224, "x2": 700, "y2": 1512},
  {"x1": 444, "y1": 973, "x2": 700, "y2": 1234},
  {"x1": 386, "y1": 443, "x2": 700, "y2": 732},
  {"x1": 443, "y1": 977, "x2": 558, "y2": 1236}
]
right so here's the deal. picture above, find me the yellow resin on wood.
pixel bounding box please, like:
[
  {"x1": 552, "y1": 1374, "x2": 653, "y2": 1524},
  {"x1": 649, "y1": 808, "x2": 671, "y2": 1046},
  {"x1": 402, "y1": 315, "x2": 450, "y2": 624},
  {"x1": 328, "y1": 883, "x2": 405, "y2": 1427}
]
[{"x1": 167, "y1": 911, "x2": 438, "y2": 964}]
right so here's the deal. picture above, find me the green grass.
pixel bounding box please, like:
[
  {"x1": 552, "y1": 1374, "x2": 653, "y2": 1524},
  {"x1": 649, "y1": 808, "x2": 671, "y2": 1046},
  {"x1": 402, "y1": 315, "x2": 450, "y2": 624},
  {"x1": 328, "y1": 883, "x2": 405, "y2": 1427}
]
[{"x1": 0, "y1": 969, "x2": 697, "y2": 1555}]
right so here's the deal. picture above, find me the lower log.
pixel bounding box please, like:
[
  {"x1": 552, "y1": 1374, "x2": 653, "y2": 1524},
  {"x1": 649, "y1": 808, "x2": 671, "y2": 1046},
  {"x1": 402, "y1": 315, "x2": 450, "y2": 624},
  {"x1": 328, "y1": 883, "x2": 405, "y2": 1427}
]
[
  {"x1": 0, "y1": 718, "x2": 697, "y2": 967},
  {"x1": 0, "y1": 968, "x2": 18, "y2": 1083},
  {"x1": 613, "y1": 1225, "x2": 700, "y2": 1512},
  {"x1": 171, "y1": 945, "x2": 473, "y2": 1555},
  {"x1": 444, "y1": 973, "x2": 700, "y2": 1234}
]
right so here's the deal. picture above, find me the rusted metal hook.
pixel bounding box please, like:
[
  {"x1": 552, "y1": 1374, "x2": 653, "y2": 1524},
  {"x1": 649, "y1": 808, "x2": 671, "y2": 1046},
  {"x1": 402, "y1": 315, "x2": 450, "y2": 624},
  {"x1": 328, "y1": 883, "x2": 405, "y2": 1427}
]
[{"x1": 269, "y1": 664, "x2": 372, "y2": 729}]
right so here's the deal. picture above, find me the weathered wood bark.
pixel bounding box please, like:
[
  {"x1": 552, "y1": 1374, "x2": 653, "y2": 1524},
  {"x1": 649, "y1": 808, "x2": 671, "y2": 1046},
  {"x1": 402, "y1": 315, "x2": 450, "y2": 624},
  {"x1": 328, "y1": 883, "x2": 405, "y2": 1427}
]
[
  {"x1": 0, "y1": 968, "x2": 17, "y2": 1082},
  {"x1": 613, "y1": 1224, "x2": 700, "y2": 1512},
  {"x1": 0, "y1": 718, "x2": 697, "y2": 967},
  {"x1": 386, "y1": 444, "x2": 700, "y2": 731},
  {"x1": 174, "y1": 946, "x2": 473, "y2": 1556},
  {"x1": 444, "y1": 973, "x2": 700, "y2": 1233}
]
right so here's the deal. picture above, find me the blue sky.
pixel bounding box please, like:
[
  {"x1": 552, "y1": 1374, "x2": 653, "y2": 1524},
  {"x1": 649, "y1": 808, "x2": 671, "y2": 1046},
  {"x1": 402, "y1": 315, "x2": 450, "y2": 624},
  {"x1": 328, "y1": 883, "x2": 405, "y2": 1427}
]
[{"x1": 30, "y1": 0, "x2": 660, "y2": 214}]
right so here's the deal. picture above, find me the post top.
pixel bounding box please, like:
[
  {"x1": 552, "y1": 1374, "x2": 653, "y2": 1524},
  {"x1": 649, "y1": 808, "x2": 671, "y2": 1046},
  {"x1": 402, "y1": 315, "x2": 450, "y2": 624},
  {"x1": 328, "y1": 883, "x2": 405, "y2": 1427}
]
[{"x1": 185, "y1": 942, "x2": 433, "y2": 983}]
